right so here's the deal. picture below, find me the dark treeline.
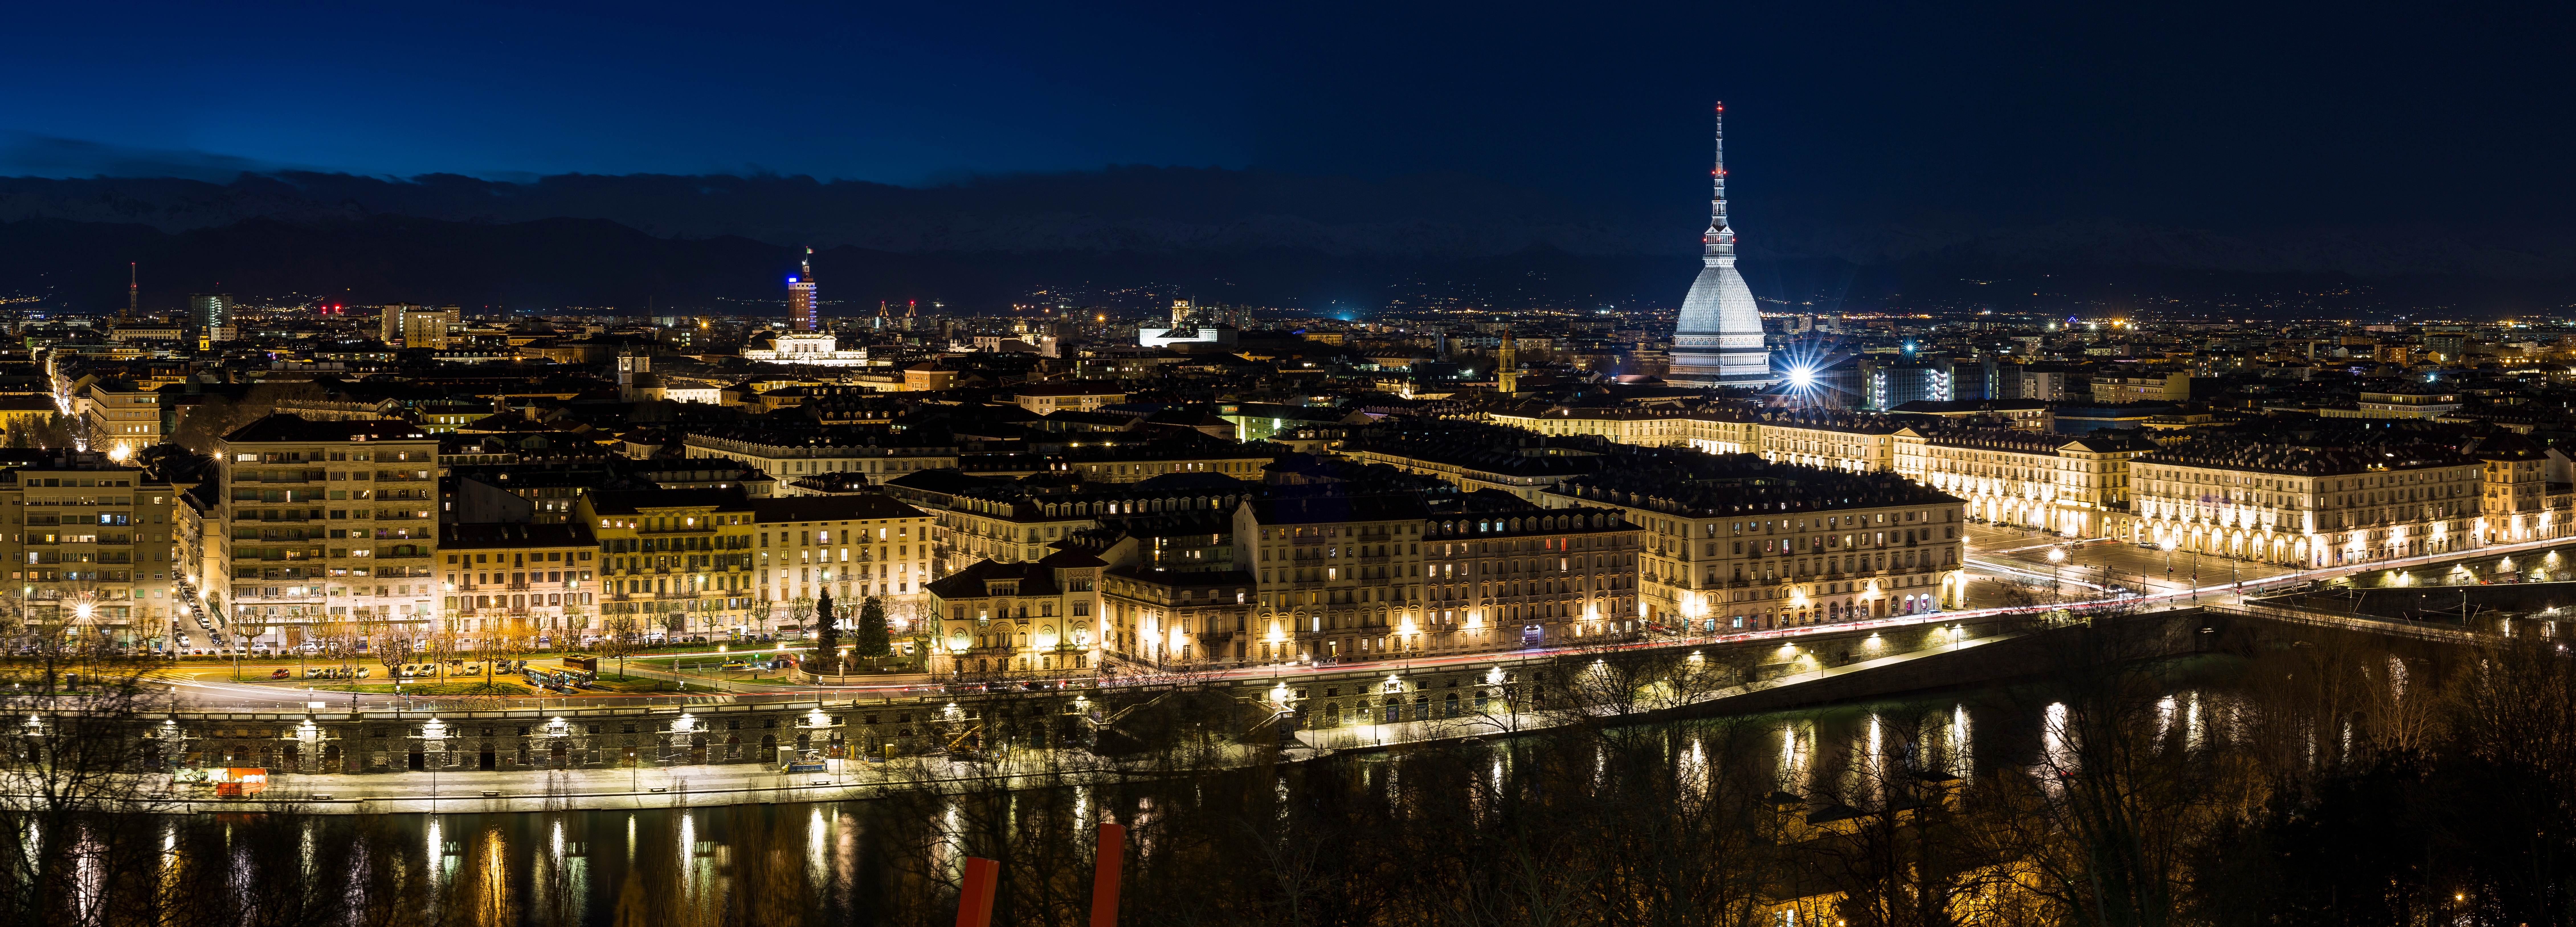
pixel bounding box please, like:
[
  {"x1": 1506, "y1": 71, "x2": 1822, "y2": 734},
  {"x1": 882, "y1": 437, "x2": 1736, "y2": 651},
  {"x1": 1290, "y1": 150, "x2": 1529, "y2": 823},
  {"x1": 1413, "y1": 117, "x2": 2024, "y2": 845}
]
[{"x1": 7, "y1": 619, "x2": 2576, "y2": 926}]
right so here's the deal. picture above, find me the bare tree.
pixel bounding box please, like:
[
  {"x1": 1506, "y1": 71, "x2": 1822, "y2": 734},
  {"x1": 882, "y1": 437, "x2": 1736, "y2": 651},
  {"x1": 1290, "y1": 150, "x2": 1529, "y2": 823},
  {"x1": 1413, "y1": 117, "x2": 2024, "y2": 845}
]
[
  {"x1": 786, "y1": 595, "x2": 817, "y2": 639},
  {"x1": 596, "y1": 614, "x2": 643, "y2": 681}
]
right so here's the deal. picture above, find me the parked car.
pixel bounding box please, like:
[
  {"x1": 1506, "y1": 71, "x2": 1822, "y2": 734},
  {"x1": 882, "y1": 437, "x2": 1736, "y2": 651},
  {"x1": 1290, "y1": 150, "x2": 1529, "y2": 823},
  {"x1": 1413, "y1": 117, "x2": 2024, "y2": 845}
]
[{"x1": 269, "y1": 669, "x2": 291, "y2": 679}]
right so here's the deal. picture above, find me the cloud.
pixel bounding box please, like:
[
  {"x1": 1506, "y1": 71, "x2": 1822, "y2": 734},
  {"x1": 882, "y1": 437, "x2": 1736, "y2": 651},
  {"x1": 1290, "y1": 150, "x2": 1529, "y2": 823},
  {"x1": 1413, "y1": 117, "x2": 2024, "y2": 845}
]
[{"x1": 0, "y1": 133, "x2": 326, "y2": 184}]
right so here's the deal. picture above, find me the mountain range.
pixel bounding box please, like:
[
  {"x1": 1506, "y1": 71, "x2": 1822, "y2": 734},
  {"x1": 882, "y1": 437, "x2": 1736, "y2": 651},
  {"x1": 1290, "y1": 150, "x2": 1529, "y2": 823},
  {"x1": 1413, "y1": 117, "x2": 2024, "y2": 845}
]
[{"x1": 1, "y1": 169, "x2": 2570, "y2": 317}]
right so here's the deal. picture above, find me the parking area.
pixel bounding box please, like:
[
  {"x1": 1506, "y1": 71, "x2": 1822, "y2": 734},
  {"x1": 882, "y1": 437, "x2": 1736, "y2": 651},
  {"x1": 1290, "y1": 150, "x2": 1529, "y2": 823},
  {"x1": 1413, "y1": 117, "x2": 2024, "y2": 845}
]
[{"x1": 1965, "y1": 523, "x2": 2256, "y2": 593}]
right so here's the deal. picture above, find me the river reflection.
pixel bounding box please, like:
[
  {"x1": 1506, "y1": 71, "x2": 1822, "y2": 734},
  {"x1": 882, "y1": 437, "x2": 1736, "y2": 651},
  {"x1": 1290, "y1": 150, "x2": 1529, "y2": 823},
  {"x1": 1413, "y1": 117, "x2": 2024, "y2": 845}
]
[{"x1": 133, "y1": 657, "x2": 2258, "y2": 925}]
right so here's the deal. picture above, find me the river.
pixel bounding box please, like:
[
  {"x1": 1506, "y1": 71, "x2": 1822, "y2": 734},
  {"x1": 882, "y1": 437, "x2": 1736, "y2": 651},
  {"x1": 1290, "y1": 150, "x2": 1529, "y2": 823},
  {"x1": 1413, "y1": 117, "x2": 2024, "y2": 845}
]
[{"x1": 78, "y1": 654, "x2": 2260, "y2": 926}]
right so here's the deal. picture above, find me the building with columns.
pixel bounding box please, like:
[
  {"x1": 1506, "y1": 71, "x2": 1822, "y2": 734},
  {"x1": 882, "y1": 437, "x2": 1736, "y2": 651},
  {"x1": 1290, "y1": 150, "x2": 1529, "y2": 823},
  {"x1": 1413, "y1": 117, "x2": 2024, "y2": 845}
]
[
  {"x1": 2122, "y1": 430, "x2": 2483, "y2": 568},
  {"x1": 1895, "y1": 424, "x2": 2161, "y2": 537}
]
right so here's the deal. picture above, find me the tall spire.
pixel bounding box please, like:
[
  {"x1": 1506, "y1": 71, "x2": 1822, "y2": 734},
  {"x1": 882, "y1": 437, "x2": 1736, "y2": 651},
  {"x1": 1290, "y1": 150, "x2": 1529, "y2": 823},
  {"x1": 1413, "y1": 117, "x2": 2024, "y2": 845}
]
[
  {"x1": 126, "y1": 262, "x2": 137, "y2": 321},
  {"x1": 802, "y1": 246, "x2": 813, "y2": 279},
  {"x1": 1704, "y1": 102, "x2": 1734, "y2": 268}
]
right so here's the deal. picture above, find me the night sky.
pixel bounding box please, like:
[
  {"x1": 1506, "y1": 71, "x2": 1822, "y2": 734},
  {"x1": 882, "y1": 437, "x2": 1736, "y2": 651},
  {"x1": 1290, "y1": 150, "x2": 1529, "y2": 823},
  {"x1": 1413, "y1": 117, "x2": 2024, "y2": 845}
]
[{"x1": 6, "y1": 1, "x2": 2573, "y2": 237}]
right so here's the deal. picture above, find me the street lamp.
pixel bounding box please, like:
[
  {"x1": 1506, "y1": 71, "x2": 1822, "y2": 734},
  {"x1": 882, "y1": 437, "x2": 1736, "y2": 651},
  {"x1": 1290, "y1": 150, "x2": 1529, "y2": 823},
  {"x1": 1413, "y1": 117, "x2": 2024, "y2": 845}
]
[
  {"x1": 2161, "y1": 539, "x2": 2178, "y2": 590},
  {"x1": 2046, "y1": 547, "x2": 2066, "y2": 604}
]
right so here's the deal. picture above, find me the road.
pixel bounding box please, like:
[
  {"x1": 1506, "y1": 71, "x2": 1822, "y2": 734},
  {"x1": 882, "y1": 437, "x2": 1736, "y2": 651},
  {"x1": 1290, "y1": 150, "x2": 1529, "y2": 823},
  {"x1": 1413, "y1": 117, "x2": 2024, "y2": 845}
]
[{"x1": 145, "y1": 527, "x2": 2576, "y2": 714}]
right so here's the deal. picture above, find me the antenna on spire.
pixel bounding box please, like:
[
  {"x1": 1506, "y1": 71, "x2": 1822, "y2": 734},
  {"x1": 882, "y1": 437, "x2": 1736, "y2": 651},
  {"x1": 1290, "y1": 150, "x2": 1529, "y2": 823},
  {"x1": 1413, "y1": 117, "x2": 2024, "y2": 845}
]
[
  {"x1": 1705, "y1": 101, "x2": 1735, "y2": 266},
  {"x1": 802, "y1": 246, "x2": 813, "y2": 277}
]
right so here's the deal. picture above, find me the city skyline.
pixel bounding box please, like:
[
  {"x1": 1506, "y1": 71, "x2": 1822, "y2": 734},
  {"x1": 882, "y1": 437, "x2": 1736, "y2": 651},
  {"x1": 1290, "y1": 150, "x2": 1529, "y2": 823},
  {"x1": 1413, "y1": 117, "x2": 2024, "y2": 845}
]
[{"x1": 3, "y1": 7, "x2": 2575, "y2": 925}]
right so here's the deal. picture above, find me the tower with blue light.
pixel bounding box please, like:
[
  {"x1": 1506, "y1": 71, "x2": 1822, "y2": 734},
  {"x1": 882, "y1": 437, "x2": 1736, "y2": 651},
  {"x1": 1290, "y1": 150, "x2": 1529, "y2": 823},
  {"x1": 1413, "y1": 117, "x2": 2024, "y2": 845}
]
[{"x1": 788, "y1": 247, "x2": 819, "y2": 333}]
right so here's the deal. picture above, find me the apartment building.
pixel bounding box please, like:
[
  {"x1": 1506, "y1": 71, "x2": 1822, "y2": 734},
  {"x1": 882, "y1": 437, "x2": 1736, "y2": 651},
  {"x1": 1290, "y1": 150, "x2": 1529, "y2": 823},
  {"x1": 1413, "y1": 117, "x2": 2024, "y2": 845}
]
[
  {"x1": 436, "y1": 522, "x2": 598, "y2": 648},
  {"x1": 1339, "y1": 425, "x2": 1608, "y2": 505},
  {"x1": 380, "y1": 304, "x2": 459, "y2": 349},
  {"x1": 2089, "y1": 371, "x2": 2194, "y2": 404},
  {"x1": 79, "y1": 379, "x2": 166, "y2": 457},
  {"x1": 932, "y1": 478, "x2": 1260, "y2": 573},
  {"x1": 577, "y1": 488, "x2": 758, "y2": 641},
  {"x1": 1749, "y1": 412, "x2": 1907, "y2": 472},
  {"x1": 2321, "y1": 390, "x2": 2464, "y2": 421},
  {"x1": 681, "y1": 427, "x2": 959, "y2": 484},
  {"x1": 1099, "y1": 565, "x2": 1255, "y2": 666},
  {"x1": 2123, "y1": 431, "x2": 2483, "y2": 567},
  {"x1": 1483, "y1": 405, "x2": 1904, "y2": 473},
  {"x1": 2472, "y1": 433, "x2": 2567, "y2": 545},
  {"x1": 753, "y1": 494, "x2": 938, "y2": 630},
  {"x1": 1051, "y1": 442, "x2": 1276, "y2": 483},
  {"x1": 926, "y1": 549, "x2": 1106, "y2": 675},
  {"x1": 1234, "y1": 493, "x2": 1431, "y2": 663},
  {"x1": 0, "y1": 452, "x2": 179, "y2": 648},
  {"x1": 1895, "y1": 425, "x2": 2161, "y2": 537},
  {"x1": 1414, "y1": 493, "x2": 1643, "y2": 653},
  {"x1": 2011, "y1": 364, "x2": 2089, "y2": 402},
  {"x1": 1487, "y1": 405, "x2": 1707, "y2": 447},
  {"x1": 1549, "y1": 448, "x2": 1968, "y2": 631},
  {"x1": 1012, "y1": 383, "x2": 1127, "y2": 413},
  {"x1": 752, "y1": 492, "x2": 937, "y2": 608},
  {"x1": 215, "y1": 416, "x2": 444, "y2": 643}
]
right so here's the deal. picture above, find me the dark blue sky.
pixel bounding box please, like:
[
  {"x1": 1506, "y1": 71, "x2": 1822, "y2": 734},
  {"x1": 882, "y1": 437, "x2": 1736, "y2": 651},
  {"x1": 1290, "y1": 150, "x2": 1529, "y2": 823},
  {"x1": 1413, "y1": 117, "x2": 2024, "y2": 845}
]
[{"x1": 7, "y1": 0, "x2": 2572, "y2": 235}]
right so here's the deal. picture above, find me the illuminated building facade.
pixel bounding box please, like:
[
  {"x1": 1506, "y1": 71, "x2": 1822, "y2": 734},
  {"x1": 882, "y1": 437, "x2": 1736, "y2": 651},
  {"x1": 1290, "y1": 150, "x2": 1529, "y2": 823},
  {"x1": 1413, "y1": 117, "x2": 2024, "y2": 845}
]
[
  {"x1": 1551, "y1": 448, "x2": 1967, "y2": 630},
  {"x1": 2123, "y1": 433, "x2": 2483, "y2": 567},
  {"x1": 1895, "y1": 425, "x2": 2159, "y2": 538}
]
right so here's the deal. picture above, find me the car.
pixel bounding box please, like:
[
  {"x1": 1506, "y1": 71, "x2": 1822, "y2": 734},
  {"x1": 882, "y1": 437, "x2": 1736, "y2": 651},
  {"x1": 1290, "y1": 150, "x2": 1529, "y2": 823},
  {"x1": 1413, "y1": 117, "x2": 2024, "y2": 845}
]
[
  {"x1": 269, "y1": 669, "x2": 290, "y2": 679},
  {"x1": 984, "y1": 681, "x2": 1015, "y2": 693},
  {"x1": 1020, "y1": 680, "x2": 1061, "y2": 692},
  {"x1": 304, "y1": 668, "x2": 325, "y2": 679}
]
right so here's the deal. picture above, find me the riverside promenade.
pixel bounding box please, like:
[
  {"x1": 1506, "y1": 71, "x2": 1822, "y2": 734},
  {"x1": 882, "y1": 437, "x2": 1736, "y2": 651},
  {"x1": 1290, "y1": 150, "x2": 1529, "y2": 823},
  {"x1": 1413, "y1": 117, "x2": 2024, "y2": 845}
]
[{"x1": 138, "y1": 620, "x2": 2056, "y2": 814}]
